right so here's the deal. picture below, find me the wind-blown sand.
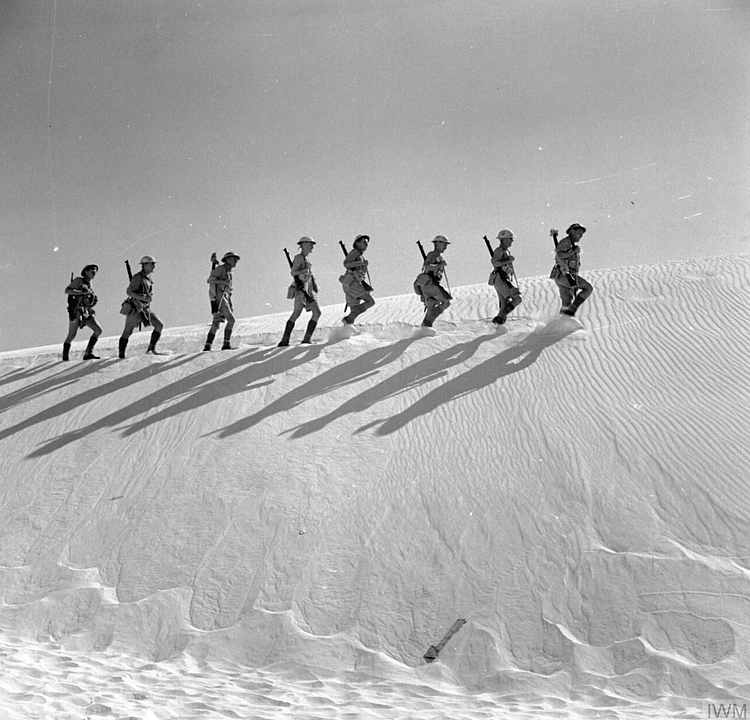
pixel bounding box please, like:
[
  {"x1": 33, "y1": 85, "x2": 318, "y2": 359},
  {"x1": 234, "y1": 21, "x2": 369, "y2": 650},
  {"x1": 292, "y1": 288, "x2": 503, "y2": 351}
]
[{"x1": 1, "y1": 254, "x2": 750, "y2": 719}]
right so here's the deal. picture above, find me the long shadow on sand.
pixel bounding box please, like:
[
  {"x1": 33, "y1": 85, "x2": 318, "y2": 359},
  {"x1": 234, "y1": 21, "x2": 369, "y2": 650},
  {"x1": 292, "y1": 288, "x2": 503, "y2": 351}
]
[
  {"x1": 0, "y1": 361, "x2": 61, "y2": 391},
  {"x1": 26, "y1": 345, "x2": 323, "y2": 457},
  {"x1": 0, "y1": 360, "x2": 120, "y2": 414},
  {"x1": 4, "y1": 357, "x2": 194, "y2": 445},
  {"x1": 358, "y1": 327, "x2": 576, "y2": 436},
  {"x1": 284, "y1": 331, "x2": 501, "y2": 438},
  {"x1": 213, "y1": 336, "x2": 423, "y2": 438},
  {"x1": 118, "y1": 344, "x2": 325, "y2": 440}
]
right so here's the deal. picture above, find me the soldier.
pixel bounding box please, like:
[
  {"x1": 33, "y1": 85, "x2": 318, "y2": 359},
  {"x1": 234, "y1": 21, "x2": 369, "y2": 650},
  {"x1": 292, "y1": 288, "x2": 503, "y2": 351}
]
[
  {"x1": 62, "y1": 264, "x2": 102, "y2": 361},
  {"x1": 489, "y1": 230, "x2": 522, "y2": 325},
  {"x1": 339, "y1": 234, "x2": 375, "y2": 327},
  {"x1": 278, "y1": 237, "x2": 321, "y2": 346},
  {"x1": 204, "y1": 251, "x2": 241, "y2": 351},
  {"x1": 550, "y1": 223, "x2": 593, "y2": 316},
  {"x1": 118, "y1": 255, "x2": 165, "y2": 358},
  {"x1": 414, "y1": 235, "x2": 452, "y2": 329}
]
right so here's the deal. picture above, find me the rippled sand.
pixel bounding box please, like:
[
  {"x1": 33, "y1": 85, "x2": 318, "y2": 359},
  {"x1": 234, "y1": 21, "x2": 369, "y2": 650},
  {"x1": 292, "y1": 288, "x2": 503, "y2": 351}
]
[{"x1": 2, "y1": 256, "x2": 750, "y2": 718}]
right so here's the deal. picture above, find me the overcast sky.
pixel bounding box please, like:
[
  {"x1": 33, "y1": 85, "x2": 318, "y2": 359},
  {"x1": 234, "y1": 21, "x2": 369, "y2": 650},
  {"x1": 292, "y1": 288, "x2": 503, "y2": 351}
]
[{"x1": 1, "y1": 0, "x2": 748, "y2": 353}]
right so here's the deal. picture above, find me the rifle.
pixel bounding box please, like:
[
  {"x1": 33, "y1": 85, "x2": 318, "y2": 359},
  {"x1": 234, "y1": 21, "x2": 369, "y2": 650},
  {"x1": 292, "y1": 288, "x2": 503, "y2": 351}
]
[
  {"x1": 283, "y1": 247, "x2": 315, "y2": 304},
  {"x1": 124, "y1": 259, "x2": 145, "y2": 329},
  {"x1": 483, "y1": 235, "x2": 493, "y2": 258}
]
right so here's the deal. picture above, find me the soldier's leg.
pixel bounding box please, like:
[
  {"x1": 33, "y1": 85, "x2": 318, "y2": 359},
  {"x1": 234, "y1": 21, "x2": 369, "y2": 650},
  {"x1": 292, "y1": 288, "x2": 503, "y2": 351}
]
[
  {"x1": 221, "y1": 303, "x2": 236, "y2": 349},
  {"x1": 431, "y1": 288, "x2": 451, "y2": 321},
  {"x1": 63, "y1": 319, "x2": 79, "y2": 360},
  {"x1": 492, "y1": 281, "x2": 509, "y2": 323},
  {"x1": 342, "y1": 288, "x2": 357, "y2": 324},
  {"x1": 301, "y1": 301, "x2": 322, "y2": 344},
  {"x1": 279, "y1": 295, "x2": 305, "y2": 346},
  {"x1": 422, "y1": 296, "x2": 440, "y2": 326},
  {"x1": 568, "y1": 278, "x2": 593, "y2": 315},
  {"x1": 432, "y1": 299, "x2": 451, "y2": 320},
  {"x1": 119, "y1": 313, "x2": 140, "y2": 357},
  {"x1": 556, "y1": 279, "x2": 576, "y2": 311},
  {"x1": 146, "y1": 312, "x2": 165, "y2": 353},
  {"x1": 83, "y1": 318, "x2": 103, "y2": 359},
  {"x1": 574, "y1": 277, "x2": 593, "y2": 304},
  {"x1": 347, "y1": 293, "x2": 375, "y2": 322},
  {"x1": 204, "y1": 308, "x2": 226, "y2": 350}
]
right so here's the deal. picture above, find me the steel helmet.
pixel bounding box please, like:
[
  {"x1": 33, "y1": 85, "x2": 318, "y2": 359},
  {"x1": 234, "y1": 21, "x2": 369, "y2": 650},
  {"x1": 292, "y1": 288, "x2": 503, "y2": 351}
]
[
  {"x1": 222, "y1": 251, "x2": 240, "y2": 261},
  {"x1": 354, "y1": 234, "x2": 370, "y2": 243},
  {"x1": 139, "y1": 255, "x2": 157, "y2": 265},
  {"x1": 432, "y1": 235, "x2": 450, "y2": 245},
  {"x1": 566, "y1": 223, "x2": 586, "y2": 234},
  {"x1": 297, "y1": 236, "x2": 316, "y2": 246},
  {"x1": 496, "y1": 229, "x2": 514, "y2": 240},
  {"x1": 81, "y1": 264, "x2": 99, "y2": 275}
]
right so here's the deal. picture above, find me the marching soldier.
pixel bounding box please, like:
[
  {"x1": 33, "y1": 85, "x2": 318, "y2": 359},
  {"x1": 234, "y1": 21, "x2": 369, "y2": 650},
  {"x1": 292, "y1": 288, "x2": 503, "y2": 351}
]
[
  {"x1": 489, "y1": 230, "x2": 522, "y2": 325},
  {"x1": 62, "y1": 264, "x2": 102, "y2": 360},
  {"x1": 550, "y1": 223, "x2": 593, "y2": 316},
  {"x1": 204, "y1": 251, "x2": 241, "y2": 351},
  {"x1": 414, "y1": 235, "x2": 452, "y2": 330},
  {"x1": 278, "y1": 237, "x2": 321, "y2": 346},
  {"x1": 118, "y1": 255, "x2": 165, "y2": 358},
  {"x1": 339, "y1": 234, "x2": 375, "y2": 327}
]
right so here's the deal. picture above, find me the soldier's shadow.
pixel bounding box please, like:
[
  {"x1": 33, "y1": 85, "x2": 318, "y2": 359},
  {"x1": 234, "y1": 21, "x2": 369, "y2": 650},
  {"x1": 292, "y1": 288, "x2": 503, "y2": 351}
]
[
  {"x1": 214, "y1": 337, "x2": 419, "y2": 438},
  {"x1": 358, "y1": 329, "x2": 575, "y2": 436},
  {"x1": 284, "y1": 331, "x2": 500, "y2": 438},
  {"x1": 25, "y1": 346, "x2": 319, "y2": 457},
  {"x1": 1, "y1": 360, "x2": 119, "y2": 415}
]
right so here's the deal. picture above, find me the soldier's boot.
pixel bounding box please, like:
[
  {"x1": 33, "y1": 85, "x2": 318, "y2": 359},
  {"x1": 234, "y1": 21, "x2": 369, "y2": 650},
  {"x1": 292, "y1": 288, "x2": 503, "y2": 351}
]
[
  {"x1": 301, "y1": 319, "x2": 318, "y2": 344},
  {"x1": 344, "y1": 302, "x2": 368, "y2": 325},
  {"x1": 146, "y1": 331, "x2": 164, "y2": 355},
  {"x1": 62, "y1": 342, "x2": 71, "y2": 361},
  {"x1": 277, "y1": 321, "x2": 295, "y2": 347},
  {"x1": 83, "y1": 336, "x2": 100, "y2": 360},
  {"x1": 118, "y1": 338, "x2": 128, "y2": 359},
  {"x1": 203, "y1": 331, "x2": 216, "y2": 352},
  {"x1": 562, "y1": 295, "x2": 586, "y2": 317}
]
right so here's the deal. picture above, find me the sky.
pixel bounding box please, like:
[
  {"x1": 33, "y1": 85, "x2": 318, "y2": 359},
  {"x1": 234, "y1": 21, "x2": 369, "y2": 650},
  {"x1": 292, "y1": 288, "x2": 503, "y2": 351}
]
[{"x1": 1, "y1": 0, "x2": 748, "y2": 353}]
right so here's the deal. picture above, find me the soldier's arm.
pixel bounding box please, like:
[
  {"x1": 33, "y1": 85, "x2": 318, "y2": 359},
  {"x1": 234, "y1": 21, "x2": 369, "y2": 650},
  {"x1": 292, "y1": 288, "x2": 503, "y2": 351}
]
[
  {"x1": 207, "y1": 267, "x2": 228, "y2": 287},
  {"x1": 555, "y1": 240, "x2": 575, "y2": 272},
  {"x1": 65, "y1": 278, "x2": 87, "y2": 295},
  {"x1": 343, "y1": 250, "x2": 365, "y2": 269},
  {"x1": 423, "y1": 251, "x2": 445, "y2": 274},
  {"x1": 290, "y1": 255, "x2": 308, "y2": 278},
  {"x1": 491, "y1": 249, "x2": 514, "y2": 269},
  {"x1": 126, "y1": 275, "x2": 150, "y2": 301}
]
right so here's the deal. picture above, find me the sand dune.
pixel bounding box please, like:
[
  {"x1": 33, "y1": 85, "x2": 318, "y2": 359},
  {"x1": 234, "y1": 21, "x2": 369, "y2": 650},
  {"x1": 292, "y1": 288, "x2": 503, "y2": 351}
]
[{"x1": 1, "y1": 254, "x2": 750, "y2": 718}]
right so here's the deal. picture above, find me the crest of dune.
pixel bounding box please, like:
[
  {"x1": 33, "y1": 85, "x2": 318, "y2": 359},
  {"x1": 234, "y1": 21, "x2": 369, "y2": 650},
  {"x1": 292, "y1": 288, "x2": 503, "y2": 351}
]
[{"x1": 1, "y1": 254, "x2": 749, "y2": 719}]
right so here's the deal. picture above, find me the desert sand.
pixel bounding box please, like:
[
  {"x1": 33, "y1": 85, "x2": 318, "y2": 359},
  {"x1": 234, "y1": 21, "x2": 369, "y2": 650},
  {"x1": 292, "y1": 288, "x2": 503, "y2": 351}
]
[{"x1": 1, "y1": 254, "x2": 749, "y2": 719}]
